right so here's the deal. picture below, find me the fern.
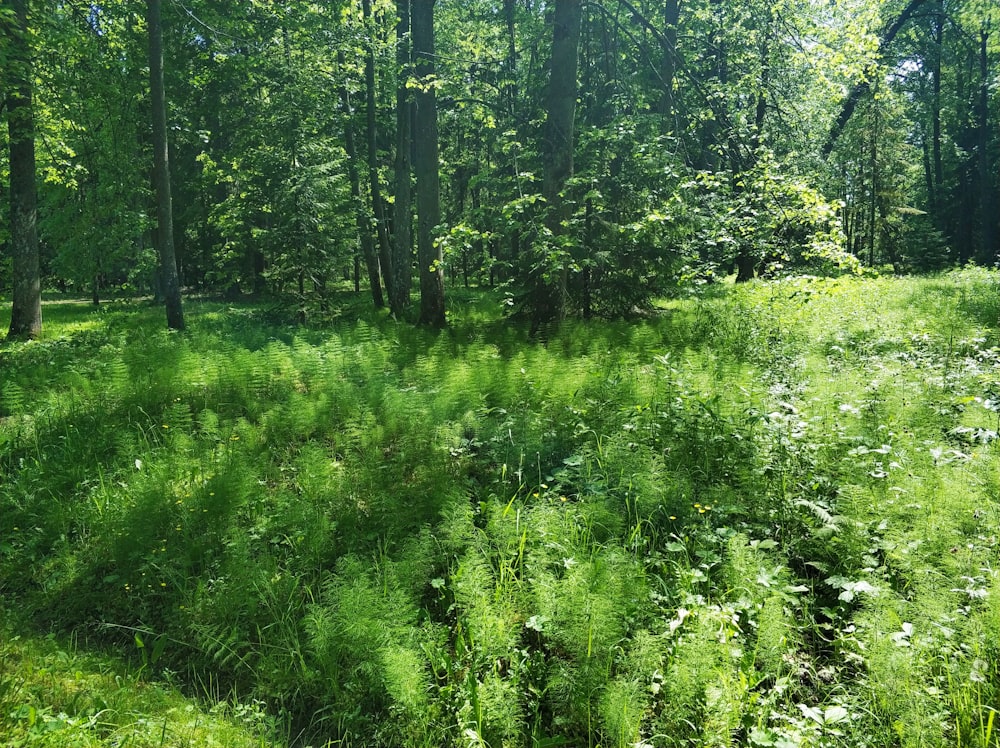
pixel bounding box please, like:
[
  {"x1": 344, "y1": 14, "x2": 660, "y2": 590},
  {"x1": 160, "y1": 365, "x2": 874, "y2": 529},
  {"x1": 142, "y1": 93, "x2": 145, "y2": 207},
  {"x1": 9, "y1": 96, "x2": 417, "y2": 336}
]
[
  {"x1": 0, "y1": 381, "x2": 26, "y2": 418},
  {"x1": 794, "y1": 498, "x2": 842, "y2": 532}
]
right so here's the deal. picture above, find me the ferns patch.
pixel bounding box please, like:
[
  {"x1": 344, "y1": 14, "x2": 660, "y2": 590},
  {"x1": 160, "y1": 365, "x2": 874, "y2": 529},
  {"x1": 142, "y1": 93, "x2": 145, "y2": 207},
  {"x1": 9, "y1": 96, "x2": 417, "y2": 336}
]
[{"x1": 3, "y1": 272, "x2": 1000, "y2": 746}]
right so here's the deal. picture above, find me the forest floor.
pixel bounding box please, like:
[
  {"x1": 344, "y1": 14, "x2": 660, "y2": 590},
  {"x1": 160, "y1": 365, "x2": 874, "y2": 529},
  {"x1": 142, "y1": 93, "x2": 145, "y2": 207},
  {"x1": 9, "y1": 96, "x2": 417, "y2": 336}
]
[{"x1": 2, "y1": 269, "x2": 1000, "y2": 747}]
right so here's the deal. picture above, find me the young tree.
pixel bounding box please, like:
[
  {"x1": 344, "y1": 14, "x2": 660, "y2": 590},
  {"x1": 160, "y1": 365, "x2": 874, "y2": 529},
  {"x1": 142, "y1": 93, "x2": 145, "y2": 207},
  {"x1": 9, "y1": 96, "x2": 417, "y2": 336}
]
[
  {"x1": 4, "y1": 0, "x2": 42, "y2": 340},
  {"x1": 146, "y1": 0, "x2": 185, "y2": 330}
]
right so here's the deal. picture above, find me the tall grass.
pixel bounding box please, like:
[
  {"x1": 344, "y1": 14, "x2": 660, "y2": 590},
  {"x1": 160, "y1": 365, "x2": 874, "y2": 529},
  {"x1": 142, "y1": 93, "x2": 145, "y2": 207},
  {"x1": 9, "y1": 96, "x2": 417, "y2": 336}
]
[{"x1": 2, "y1": 268, "x2": 1000, "y2": 746}]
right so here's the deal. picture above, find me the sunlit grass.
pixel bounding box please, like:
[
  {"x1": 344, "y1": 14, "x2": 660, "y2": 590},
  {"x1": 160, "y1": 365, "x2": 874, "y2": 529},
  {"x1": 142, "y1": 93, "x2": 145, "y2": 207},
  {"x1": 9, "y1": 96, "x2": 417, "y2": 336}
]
[{"x1": 0, "y1": 612, "x2": 280, "y2": 747}]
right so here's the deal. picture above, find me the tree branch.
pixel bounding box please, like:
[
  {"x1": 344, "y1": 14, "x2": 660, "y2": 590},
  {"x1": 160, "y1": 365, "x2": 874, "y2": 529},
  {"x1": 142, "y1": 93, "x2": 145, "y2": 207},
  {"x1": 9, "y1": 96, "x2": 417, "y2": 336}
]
[{"x1": 822, "y1": 0, "x2": 931, "y2": 157}]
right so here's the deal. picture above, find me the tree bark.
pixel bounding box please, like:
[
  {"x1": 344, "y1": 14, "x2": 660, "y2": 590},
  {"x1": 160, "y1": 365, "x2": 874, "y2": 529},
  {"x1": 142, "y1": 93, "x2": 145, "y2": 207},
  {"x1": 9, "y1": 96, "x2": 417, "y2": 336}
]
[
  {"x1": 412, "y1": 0, "x2": 445, "y2": 326},
  {"x1": 391, "y1": 0, "x2": 413, "y2": 317},
  {"x1": 5, "y1": 0, "x2": 42, "y2": 340},
  {"x1": 146, "y1": 0, "x2": 185, "y2": 330}
]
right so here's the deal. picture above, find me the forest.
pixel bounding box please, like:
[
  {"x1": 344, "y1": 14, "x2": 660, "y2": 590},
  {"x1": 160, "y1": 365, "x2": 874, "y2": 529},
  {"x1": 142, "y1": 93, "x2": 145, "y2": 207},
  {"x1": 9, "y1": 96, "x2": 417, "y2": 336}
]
[
  {"x1": 2, "y1": 0, "x2": 1000, "y2": 747},
  {"x1": 0, "y1": 0, "x2": 996, "y2": 332}
]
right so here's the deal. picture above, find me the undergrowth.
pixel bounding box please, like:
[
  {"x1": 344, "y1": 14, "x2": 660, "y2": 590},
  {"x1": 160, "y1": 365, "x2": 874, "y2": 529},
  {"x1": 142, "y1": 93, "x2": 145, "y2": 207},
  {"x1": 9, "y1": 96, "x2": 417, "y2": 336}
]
[{"x1": 1, "y1": 268, "x2": 1000, "y2": 746}]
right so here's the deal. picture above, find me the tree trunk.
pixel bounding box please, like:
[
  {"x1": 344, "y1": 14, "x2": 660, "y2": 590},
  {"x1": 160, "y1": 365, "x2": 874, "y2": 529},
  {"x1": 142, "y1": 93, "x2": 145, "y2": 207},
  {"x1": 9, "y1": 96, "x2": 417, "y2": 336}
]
[
  {"x1": 658, "y1": 0, "x2": 679, "y2": 131},
  {"x1": 538, "y1": 0, "x2": 583, "y2": 323},
  {"x1": 5, "y1": 0, "x2": 42, "y2": 341},
  {"x1": 978, "y1": 26, "x2": 995, "y2": 263},
  {"x1": 338, "y1": 50, "x2": 384, "y2": 308},
  {"x1": 869, "y1": 102, "x2": 879, "y2": 265},
  {"x1": 363, "y1": 0, "x2": 394, "y2": 303},
  {"x1": 930, "y1": 0, "x2": 943, "y2": 217},
  {"x1": 504, "y1": 0, "x2": 519, "y2": 118},
  {"x1": 146, "y1": 0, "x2": 185, "y2": 331},
  {"x1": 921, "y1": 117, "x2": 934, "y2": 214},
  {"x1": 391, "y1": 0, "x2": 413, "y2": 317},
  {"x1": 412, "y1": 0, "x2": 445, "y2": 327}
]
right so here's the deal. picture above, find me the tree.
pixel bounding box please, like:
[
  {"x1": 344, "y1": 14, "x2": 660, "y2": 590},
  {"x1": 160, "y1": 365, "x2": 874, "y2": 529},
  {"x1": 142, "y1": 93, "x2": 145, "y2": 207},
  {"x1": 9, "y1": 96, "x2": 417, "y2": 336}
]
[
  {"x1": 339, "y1": 49, "x2": 385, "y2": 308},
  {"x1": 413, "y1": 0, "x2": 445, "y2": 327},
  {"x1": 975, "y1": 23, "x2": 995, "y2": 263},
  {"x1": 36, "y1": 1, "x2": 153, "y2": 305},
  {"x1": 146, "y1": 0, "x2": 184, "y2": 330},
  {"x1": 4, "y1": 0, "x2": 41, "y2": 340},
  {"x1": 391, "y1": 0, "x2": 412, "y2": 317},
  {"x1": 531, "y1": 0, "x2": 583, "y2": 325},
  {"x1": 823, "y1": 0, "x2": 932, "y2": 157},
  {"x1": 363, "y1": 0, "x2": 393, "y2": 305}
]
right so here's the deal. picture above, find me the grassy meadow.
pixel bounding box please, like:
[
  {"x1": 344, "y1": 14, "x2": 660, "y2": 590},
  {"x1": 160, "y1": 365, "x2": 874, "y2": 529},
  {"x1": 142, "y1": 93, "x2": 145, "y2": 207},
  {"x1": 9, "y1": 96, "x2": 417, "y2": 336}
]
[{"x1": 2, "y1": 269, "x2": 1000, "y2": 747}]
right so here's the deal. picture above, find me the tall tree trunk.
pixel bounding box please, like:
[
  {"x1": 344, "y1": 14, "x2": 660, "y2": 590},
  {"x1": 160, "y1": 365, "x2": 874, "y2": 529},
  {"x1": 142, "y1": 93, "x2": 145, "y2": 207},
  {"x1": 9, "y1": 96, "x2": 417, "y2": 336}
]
[
  {"x1": 921, "y1": 115, "x2": 934, "y2": 214},
  {"x1": 504, "y1": 0, "x2": 519, "y2": 118},
  {"x1": 412, "y1": 0, "x2": 445, "y2": 326},
  {"x1": 538, "y1": 0, "x2": 583, "y2": 323},
  {"x1": 869, "y1": 102, "x2": 879, "y2": 265},
  {"x1": 930, "y1": 0, "x2": 943, "y2": 217},
  {"x1": 5, "y1": 0, "x2": 41, "y2": 340},
  {"x1": 658, "y1": 0, "x2": 679, "y2": 131},
  {"x1": 391, "y1": 0, "x2": 413, "y2": 317},
  {"x1": 363, "y1": 0, "x2": 394, "y2": 302},
  {"x1": 978, "y1": 26, "x2": 995, "y2": 263},
  {"x1": 146, "y1": 0, "x2": 185, "y2": 331},
  {"x1": 338, "y1": 51, "x2": 384, "y2": 308}
]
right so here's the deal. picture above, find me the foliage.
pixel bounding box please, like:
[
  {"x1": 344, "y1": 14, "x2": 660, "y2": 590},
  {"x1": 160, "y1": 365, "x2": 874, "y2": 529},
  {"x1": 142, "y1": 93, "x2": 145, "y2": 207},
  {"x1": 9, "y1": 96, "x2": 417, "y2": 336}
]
[{"x1": 2, "y1": 271, "x2": 1000, "y2": 745}]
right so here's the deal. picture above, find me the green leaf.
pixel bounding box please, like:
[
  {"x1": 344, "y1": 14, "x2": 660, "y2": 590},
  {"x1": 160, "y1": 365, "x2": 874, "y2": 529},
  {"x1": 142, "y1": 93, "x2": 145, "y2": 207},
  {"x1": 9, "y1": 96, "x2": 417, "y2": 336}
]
[{"x1": 824, "y1": 705, "x2": 849, "y2": 724}]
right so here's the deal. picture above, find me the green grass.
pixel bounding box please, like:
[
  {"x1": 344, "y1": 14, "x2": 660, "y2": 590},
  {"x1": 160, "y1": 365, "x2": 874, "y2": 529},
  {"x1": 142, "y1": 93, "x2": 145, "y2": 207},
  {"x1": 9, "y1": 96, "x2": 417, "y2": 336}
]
[
  {"x1": 0, "y1": 611, "x2": 278, "y2": 747},
  {"x1": 2, "y1": 269, "x2": 1000, "y2": 746}
]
